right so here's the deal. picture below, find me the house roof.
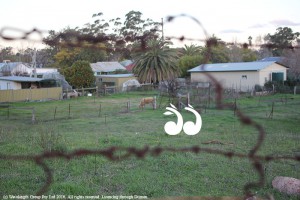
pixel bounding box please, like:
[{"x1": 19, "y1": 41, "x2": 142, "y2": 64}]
[
  {"x1": 0, "y1": 76, "x2": 43, "y2": 82},
  {"x1": 125, "y1": 63, "x2": 135, "y2": 72},
  {"x1": 90, "y1": 62, "x2": 126, "y2": 72},
  {"x1": 188, "y1": 61, "x2": 286, "y2": 73},
  {"x1": 259, "y1": 57, "x2": 282, "y2": 62},
  {"x1": 120, "y1": 60, "x2": 133, "y2": 67},
  {"x1": 97, "y1": 74, "x2": 135, "y2": 78}
]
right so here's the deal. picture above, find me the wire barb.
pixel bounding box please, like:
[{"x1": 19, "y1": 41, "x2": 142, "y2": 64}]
[{"x1": 0, "y1": 14, "x2": 299, "y2": 199}]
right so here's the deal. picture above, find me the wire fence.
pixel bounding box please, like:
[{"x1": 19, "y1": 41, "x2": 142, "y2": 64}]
[
  {"x1": 0, "y1": 14, "x2": 300, "y2": 200},
  {"x1": 0, "y1": 98, "x2": 142, "y2": 122}
]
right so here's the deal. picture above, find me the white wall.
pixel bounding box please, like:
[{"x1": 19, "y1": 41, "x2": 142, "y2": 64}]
[
  {"x1": 190, "y1": 71, "x2": 259, "y2": 91},
  {"x1": 190, "y1": 63, "x2": 287, "y2": 92},
  {"x1": 258, "y1": 63, "x2": 287, "y2": 85},
  {"x1": 0, "y1": 80, "x2": 21, "y2": 90}
]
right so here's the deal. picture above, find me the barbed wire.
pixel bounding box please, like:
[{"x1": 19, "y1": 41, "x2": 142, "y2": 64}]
[
  {"x1": 0, "y1": 145, "x2": 299, "y2": 196},
  {"x1": 1, "y1": 20, "x2": 300, "y2": 50},
  {"x1": 0, "y1": 27, "x2": 46, "y2": 42},
  {"x1": 1, "y1": 14, "x2": 300, "y2": 200},
  {"x1": 1, "y1": 26, "x2": 300, "y2": 52}
]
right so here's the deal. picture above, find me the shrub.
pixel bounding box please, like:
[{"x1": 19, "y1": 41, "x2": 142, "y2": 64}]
[
  {"x1": 264, "y1": 81, "x2": 292, "y2": 93},
  {"x1": 63, "y1": 60, "x2": 95, "y2": 89},
  {"x1": 36, "y1": 125, "x2": 68, "y2": 152},
  {"x1": 264, "y1": 81, "x2": 274, "y2": 91}
]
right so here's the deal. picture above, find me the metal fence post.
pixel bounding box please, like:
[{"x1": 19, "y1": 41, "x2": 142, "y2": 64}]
[
  {"x1": 32, "y1": 108, "x2": 36, "y2": 124},
  {"x1": 127, "y1": 101, "x2": 129, "y2": 112},
  {"x1": 98, "y1": 104, "x2": 101, "y2": 117},
  {"x1": 54, "y1": 106, "x2": 57, "y2": 120},
  {"x1": 68, "y1": 104, "x2": 71, "y2": 119}
]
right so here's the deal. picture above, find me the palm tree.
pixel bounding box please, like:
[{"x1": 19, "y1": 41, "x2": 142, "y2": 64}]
[
  {"x1": 132, "y1": 39, "x2": 180, "y2": 83},
  {"x1": 181, "y1": 44, "x2": 203, "y2": 56}
]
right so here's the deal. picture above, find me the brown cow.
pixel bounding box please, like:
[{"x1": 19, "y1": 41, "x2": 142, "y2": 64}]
[{"x1": 139, "y1": 97, "x2": 155, "y2": 109}]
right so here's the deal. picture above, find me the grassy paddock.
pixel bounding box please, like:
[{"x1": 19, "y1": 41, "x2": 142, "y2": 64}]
[{"x1": 0, "y1": 92, "x2": 299, "y2": 199}]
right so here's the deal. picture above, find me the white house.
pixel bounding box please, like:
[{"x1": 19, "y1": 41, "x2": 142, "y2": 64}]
[
  {"x1": 0, "y1": 62, "x2": 32, "y2": 76},
  {"x1": 0, "y1": 62, "x2": 60, "y2": 79},
  {"x1": 31, "y1": 68, "x2": 58, "y2": 78},
  {"x1": 188, "y1": 61, "x2": 288, "y2": 92}
]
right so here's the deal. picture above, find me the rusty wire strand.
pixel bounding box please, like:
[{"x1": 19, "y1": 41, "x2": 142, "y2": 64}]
[
  {"x1": 0, "y1": 14, "x2": 300, "y2": 199},
  {"x1": 0, "y1": 146, "x2": 299, "y2": 196},
  {"x1": 1, "y1": 23, "x2": 300, "y2": 50}
]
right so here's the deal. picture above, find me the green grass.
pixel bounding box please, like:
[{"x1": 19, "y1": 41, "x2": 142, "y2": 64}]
[{"x1": 0, "y1": 92, "x2": 299, "y2": 199}]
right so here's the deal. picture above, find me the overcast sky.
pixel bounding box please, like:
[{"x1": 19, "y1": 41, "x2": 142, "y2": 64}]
[{"x1": 1, "y1": 0, "x2": 300, "y2": 49}]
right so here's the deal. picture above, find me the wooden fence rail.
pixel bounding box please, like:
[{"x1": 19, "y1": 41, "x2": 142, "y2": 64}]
[{"x1": 0, "y1": 87, "x2": 62, "y2": 102}]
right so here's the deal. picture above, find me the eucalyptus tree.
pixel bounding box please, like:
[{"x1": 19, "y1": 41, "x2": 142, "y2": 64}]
[
  {"x1": 265, "y1": 27, "x2": 299, "y2": 56},
  {"x1": 43, "y1": 11, "x2": 161, "y2": 64}
]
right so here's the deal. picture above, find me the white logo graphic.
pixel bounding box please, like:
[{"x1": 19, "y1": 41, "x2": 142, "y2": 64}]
[{"x1": 163, "y1": 104, "x2": 202, "y2": 135}]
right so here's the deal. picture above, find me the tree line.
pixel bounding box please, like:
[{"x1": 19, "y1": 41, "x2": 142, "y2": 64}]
[{"x1": 1, "y1": 11, "x2": 299, "y2": 88}]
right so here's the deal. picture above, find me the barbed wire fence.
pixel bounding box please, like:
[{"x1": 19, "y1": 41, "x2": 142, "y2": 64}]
[{"x1": 0, "y1": 14, "x2": 300, "y2": 199}]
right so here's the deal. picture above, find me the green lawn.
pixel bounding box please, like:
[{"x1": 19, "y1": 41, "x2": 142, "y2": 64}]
[{"x1": 0, "y1": 92, "x2": 299, "y2": 199}]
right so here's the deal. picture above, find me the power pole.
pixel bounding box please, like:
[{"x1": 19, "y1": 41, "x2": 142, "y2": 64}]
[
  {"x1": 161, "y1": 18, "x2": 164, "y2": 41},
  {"x1": 32, "y1": 48, "x2": 37, "y2": 78}
]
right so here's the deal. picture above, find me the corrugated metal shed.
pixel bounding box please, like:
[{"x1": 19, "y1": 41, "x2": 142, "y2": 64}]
[{"x1": 188, "y1": 61, "x2": 285, "y2": 72}]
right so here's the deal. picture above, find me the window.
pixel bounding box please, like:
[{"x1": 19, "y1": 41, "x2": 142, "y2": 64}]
[
  {"x1": 272, "y1": 72, "x2": 284, "y2": 82},
  {"x1": 242, "y1": 75, "x2": 247, "y2": 79},
  {"x1": 103, "y1": 82, "x2": 115, "y2": 86}
]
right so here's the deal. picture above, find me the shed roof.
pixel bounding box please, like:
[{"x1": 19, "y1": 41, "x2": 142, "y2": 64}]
[
  {"x1": 90, "y1": 62, "x2": 126, "y2": 72},
  {"x1": 97, "y1": 74, "x2": 135, "y2": 78},
  {"x1": 188, "y1": 61, "x2": 286, "y2": 73},
  {"x1": 0, "y1": 76, "x2": 43, "y2": 82},
  {"x1": 259, "y1": 57, "x2": 282, "y2": 62}
]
